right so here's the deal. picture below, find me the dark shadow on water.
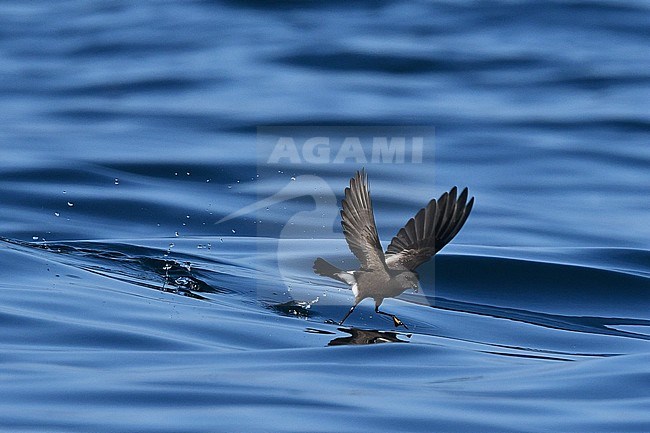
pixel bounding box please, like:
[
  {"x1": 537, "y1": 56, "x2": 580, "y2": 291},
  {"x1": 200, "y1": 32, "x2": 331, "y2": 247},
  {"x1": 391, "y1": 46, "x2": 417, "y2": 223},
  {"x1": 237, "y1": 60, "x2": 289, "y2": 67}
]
[
  {"x1": 0, "y1": 237, "x2": 230, "y2": 299},
  {"x1": 269, "y1": 300, "x2": 317, "y2": 318},
  {"x1": 408, "y1": 294, "x2": 650, "y2": 342}
]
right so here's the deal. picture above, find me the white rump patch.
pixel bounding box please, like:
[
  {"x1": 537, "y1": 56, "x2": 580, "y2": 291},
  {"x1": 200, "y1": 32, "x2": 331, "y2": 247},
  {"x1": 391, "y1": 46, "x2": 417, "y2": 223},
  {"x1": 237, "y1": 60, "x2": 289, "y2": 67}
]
[{"x1": 335, "y1": 271, "x2": 356, "y2": 286}]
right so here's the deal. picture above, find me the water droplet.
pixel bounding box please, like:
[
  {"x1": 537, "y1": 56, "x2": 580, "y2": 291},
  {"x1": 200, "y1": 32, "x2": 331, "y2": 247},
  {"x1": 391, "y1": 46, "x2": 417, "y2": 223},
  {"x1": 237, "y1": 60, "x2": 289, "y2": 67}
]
[
  {"x1": 54, "y1": 212, "x2": 60, "y2": 217},
  {"x1": 206, "y1": 179, "x2": 211, "y2": 183},
  {"x1": 32, "y1": 236, "x2": 39, "y2": 240},
  {"x1": 62, "y1": 190, "x2": 67, "y2": 194},
  {"x1": 186, "y1": 172, "x2": 190, "y2": 176},
  {"x1": 227, "y1": 185, "x2": 232, "y2": 189},
  {"x1": 114, "y1": 178, "x2": 119, "y2": 185},
  {"x1": 67, "y1": 202, "x2": 74, "y2": 207},
  {"x1": 231, "y1": 229, "x2": 236, "y2": 234},
  {"x1": 290, "y1": 176, "x2": 296, "y2": 181},
  {"x1": 174, "y1": 231, "x2": 179, "y2": 237},
  {"x1": 186, "y1": 215, "x2": 190, "y2": 219}
]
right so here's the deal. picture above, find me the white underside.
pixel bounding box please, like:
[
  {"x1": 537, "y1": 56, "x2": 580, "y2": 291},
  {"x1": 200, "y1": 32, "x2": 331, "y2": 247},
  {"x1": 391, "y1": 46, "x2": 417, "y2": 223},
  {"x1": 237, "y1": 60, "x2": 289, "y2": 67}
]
[
  {"x1": 334, "y1": 271, "x2": 358, "y2": 297},
  {"x1": 351, "y1": 282, "x2": 359, "y2": 297}
]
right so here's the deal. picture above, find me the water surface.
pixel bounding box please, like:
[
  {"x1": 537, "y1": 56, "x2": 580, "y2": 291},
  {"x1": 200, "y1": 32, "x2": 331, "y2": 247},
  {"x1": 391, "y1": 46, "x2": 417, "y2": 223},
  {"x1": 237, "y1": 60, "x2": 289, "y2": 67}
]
[{"x1": 1, "y1": 1, "x2": 649, "y2": 432}]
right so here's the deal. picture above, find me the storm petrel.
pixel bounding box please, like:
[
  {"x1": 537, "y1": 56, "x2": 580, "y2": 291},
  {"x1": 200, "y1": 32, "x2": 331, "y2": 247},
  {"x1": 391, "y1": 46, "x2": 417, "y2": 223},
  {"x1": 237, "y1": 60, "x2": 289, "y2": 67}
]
[{"x1": 314, "y1": 169, "x2": 474, "y2": 328}]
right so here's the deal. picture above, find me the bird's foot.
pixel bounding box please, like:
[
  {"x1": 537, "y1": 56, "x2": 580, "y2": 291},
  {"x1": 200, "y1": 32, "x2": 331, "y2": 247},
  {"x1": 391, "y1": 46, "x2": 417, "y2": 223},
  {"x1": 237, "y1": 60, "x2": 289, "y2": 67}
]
[{"x1": 392, "y1": 316, "x2": 408, "y2": 329}]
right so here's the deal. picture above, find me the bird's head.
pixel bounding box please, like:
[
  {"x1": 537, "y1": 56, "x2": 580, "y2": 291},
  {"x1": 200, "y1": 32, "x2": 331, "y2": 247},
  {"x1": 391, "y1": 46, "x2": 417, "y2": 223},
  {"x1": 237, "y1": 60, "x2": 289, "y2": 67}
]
[{"x1": 396, "y1": 270, "x2": 420, "y2": 293}]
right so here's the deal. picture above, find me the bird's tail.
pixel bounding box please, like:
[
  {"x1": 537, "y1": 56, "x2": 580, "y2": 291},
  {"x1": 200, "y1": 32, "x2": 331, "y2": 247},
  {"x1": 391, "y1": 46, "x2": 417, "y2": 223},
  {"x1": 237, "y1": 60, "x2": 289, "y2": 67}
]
[
  {"x1": 313, "y1": 258, "x2": 355, "y2": 285},
  {"x1": 313, "y1": 257, "x2": 343, "y2": 278}
]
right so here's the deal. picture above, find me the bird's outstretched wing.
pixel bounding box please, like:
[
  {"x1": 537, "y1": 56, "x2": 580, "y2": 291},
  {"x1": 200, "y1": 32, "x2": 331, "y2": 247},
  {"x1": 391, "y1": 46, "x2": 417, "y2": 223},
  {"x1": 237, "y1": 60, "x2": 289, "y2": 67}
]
[
  {"x1": 340, "y1": 169, "x2": 389, "y2": 273},
  {"x1": 385, "y1": 187, "x2": 474, "y2": 271}
]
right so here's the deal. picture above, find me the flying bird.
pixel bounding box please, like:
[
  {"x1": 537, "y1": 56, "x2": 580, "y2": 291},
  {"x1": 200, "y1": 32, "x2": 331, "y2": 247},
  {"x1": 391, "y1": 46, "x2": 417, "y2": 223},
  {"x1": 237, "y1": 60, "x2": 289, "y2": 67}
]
[{"x1": 313, "y1": 169, "x2": 474, "y2": 328}]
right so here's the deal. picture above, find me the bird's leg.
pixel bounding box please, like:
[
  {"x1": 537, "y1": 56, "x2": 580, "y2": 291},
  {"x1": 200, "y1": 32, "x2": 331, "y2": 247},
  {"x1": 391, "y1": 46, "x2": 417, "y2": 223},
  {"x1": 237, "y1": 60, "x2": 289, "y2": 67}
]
[
  {"x1": 338, "y1": 304, "x2": 357, "y2": 326},
  {"x1": 374, "y1": 306, "x2": 408, "y2": 329}
]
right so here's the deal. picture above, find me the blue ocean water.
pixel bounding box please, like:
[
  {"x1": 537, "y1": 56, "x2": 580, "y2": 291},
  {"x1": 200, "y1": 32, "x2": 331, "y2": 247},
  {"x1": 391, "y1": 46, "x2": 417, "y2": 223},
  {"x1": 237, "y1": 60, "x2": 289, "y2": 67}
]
[{"x1": 1, "y1": 1, "x2": 649, "y2": 432}]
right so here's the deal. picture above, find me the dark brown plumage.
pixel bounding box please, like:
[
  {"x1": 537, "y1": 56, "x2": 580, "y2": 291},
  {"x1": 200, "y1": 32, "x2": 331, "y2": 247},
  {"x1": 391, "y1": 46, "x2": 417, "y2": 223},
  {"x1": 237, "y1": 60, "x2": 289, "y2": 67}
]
[{"x1": 314, "y1": 169, "x2": 474, "y2": 328}]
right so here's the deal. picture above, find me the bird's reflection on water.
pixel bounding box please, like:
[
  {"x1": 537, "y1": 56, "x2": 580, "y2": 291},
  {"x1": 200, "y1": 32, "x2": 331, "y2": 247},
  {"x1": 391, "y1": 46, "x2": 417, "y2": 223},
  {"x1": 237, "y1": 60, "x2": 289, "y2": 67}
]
[
  {"x1": 306, "y1": 327, "x2": 410, "y2": 346},
  {"x1": 328, "y1": 328, "x2": 410, "y2": 346}
]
